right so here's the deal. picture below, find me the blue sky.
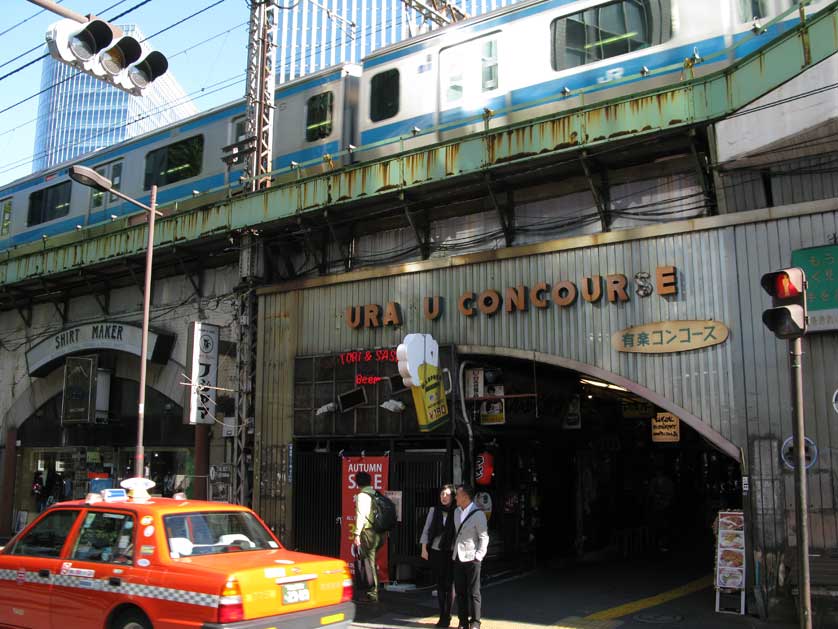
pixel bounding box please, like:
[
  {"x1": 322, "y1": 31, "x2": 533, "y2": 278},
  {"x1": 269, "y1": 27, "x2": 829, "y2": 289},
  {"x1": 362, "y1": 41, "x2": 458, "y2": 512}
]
[{"x1": 0, "y1": 0, "x2": 252, "y2": 186}]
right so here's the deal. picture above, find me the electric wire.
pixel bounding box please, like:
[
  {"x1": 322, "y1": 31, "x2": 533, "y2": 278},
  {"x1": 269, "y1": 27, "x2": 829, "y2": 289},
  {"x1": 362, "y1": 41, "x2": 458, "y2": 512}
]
[
  {"x1": 0, "y1": 0, "x2": 66, "y2": 38},
  {"x1": 0, "y1": 21, "x2": 249, "y2": 142}
]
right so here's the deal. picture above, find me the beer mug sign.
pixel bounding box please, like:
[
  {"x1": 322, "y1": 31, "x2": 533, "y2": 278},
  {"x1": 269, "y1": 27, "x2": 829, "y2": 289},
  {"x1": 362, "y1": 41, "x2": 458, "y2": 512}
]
[{"x1": 397, "y1": 334, "x2": 451, "y2": 432}]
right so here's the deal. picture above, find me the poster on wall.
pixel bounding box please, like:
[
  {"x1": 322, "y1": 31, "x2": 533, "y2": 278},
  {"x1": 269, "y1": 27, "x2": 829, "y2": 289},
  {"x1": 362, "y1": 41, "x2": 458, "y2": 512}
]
[
  {"x1": 652, "y1": 412, "x2": 680, "y2": 443},
  {"x1": 480, "y1": 385, "x2": 506, "y2": 425},
  {"x1": 340, "y1": 456, "x2": 389, "y2": 584}
]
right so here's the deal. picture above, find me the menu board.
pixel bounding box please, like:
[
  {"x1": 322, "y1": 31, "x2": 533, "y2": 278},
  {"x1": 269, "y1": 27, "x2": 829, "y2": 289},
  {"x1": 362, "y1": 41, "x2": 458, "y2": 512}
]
[{"x1": 715, "y1": 510, "x2": 746, "y2": 590}]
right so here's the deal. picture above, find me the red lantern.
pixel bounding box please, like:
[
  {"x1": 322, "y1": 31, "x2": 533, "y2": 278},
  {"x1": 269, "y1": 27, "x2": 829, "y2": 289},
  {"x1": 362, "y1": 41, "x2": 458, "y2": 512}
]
[{"x1": 475, "y1": 451, "x2": 494, "y2": 486}]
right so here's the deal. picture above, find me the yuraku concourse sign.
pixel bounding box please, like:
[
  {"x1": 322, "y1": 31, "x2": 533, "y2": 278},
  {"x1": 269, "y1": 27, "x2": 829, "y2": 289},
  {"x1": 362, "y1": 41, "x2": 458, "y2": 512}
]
[{"x1": 792, "y1": 244, "x2": 838, "y2": 332}]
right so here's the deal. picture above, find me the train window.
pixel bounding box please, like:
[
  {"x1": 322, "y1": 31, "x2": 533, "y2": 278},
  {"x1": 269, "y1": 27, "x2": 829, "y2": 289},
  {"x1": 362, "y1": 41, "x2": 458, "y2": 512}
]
[
  {"x1": 89, "y1": 160, "x2": 123, "y2": 210},
  {"x1": 110, "y1": 161, "x2": 123, "y2": 202},
  {"x1": 27, "y1": 181, "x2": 71, "y2": 226},
  {"x1": 551, "y1": 0, "x2": 653, "y2": 71},
  {"x1": 739, "y1": 1, "x2": 798, "y2": 20},
  {"x1": 1, "y1": 198, "x2": 11, "y2": 236},
  {"x1": 370, "y1": 69, "x2": 399, "y2": 122},
  {"x1": 231, "y1": 116, "x2": 248, "y2": 143},
  {"x1": 482, "y1": 40, "x2": 499, "y2": 92},
  {"x1": 144, "y1": 135, "x2": 204, "y2": 190},
  {"x1": 306, "y1": 92, "x2": 334, "y2": 142}
]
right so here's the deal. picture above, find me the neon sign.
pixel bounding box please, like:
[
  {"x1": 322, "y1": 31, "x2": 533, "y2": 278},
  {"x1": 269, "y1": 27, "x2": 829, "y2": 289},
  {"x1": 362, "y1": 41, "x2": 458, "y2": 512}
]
[{"x1": 339, "y1": 349, "x2": 398, "y2": 365}]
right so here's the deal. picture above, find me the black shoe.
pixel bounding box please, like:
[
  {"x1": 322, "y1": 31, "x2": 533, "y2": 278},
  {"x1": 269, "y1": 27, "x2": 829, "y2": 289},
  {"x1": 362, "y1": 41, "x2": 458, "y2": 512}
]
[
  {"x1": 470, "y1": 623, "x2": 481, "y2": 629},
  {"x1": 436, "y1": 618, "x2": 450, "y2": 627}
]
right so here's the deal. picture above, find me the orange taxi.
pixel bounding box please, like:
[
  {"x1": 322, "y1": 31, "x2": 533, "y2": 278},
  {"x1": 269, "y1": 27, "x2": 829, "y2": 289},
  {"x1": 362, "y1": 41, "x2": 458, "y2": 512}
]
[{"x1": 0, "y1": 488, "x2": 355, "y2": 629}]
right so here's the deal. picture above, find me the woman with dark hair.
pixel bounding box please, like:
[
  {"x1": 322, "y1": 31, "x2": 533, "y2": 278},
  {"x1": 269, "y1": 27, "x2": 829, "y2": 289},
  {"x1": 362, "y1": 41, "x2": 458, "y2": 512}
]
[{"x1": 420, "y1": 484, "x2": 457, "y2": 627}]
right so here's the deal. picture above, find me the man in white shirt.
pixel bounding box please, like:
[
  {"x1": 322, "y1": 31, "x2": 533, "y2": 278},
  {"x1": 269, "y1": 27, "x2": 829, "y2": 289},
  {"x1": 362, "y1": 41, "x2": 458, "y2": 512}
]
[
  {"x1": 452, "y1": 485, "x2": 489, "y2": 629},
  {"x1": 353, "y1": 472, "x2": 384, "y2": 602}
]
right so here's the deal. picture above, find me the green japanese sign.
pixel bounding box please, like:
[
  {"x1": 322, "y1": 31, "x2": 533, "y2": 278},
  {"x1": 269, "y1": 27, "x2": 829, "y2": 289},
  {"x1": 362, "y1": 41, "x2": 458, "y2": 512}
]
[{"x1": 792, "y1": 244, "x2": 838, "y2": 332}]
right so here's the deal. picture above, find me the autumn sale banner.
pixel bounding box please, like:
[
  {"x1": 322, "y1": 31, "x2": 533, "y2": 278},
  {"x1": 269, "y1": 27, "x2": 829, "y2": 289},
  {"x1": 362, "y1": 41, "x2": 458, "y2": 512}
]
[{"x1": 341, "y1": 456, "x2": 389, "y2": 583}]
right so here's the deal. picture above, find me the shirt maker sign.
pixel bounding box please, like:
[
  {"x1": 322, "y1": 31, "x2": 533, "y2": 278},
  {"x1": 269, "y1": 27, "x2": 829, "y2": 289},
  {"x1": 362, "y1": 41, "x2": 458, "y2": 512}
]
[
  {"x1": 26, "y1": 322, "x2": 166, "y2": 375},
  {"x1": 343, "y1": 266, "x2": 679, "y2": 328}
]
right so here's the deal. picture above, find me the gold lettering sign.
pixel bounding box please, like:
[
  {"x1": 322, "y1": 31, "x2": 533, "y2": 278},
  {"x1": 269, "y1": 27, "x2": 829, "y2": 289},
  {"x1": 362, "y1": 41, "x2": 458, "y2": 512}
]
[
  {"x1": 652, "y1": 412, "x2": 680, "y2": 443},
  {"x1": 612, "y1": 320, "x2": 729, "y2": 354}
]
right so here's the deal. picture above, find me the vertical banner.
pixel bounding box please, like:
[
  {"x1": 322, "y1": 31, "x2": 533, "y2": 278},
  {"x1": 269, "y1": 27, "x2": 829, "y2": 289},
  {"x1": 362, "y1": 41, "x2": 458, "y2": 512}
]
[
  {"x1": 341, "y1": 456, "x2": 389, "y2": 584},
  {"x1": 61, "y1": 355, "x2": 98, "y2": 425},
  {"x1": 185, "y1": 322, "x2": 220, "y2": 425}
]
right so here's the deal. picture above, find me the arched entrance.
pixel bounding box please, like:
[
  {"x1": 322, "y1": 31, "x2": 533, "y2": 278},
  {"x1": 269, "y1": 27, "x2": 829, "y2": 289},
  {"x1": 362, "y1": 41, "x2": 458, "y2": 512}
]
[
  {"x1": 0, "y1": 355, "x2": 190, "y2": 537},
  {"x1": 456, "y1": 346, "x2": 742, "y2": 594}
]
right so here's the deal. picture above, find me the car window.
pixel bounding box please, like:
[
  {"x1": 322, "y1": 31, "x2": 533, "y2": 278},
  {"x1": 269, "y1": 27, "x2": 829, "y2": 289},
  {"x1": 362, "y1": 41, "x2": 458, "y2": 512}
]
[
  {"x1": 8, "y1": 510, "x2": 80, "y2": 557},
  {"x1": 71, "y1": 511, "x2": 135, "y2": 565},
  {"x1": 164, "y1": 511, "x2": 279, "y2": 557}
]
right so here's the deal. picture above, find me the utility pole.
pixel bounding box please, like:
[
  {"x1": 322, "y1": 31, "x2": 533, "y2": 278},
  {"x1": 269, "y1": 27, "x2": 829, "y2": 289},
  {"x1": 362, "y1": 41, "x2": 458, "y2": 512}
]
[
  {"x1": 243, "y1": 0, "x2": 279, "y2": 192},
  {"x1": 402, "y1": 0, "x2": 468, "y2": 29}
]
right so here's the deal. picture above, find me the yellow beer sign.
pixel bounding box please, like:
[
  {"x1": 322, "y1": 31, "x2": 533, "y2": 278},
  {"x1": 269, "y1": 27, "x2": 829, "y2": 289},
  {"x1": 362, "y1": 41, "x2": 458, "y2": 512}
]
[
  {"x1": 397, "y1": 334, "x2": 450, "y2": 432},
  {"x1": 612, "y1": 320, "x2": 729, "y2": 354}
]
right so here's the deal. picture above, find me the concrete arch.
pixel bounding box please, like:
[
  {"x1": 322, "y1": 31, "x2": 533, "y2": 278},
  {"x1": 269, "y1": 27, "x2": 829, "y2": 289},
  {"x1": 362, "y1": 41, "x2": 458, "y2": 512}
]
[
  {"x1": 457, "y1": 344, "x2": 740, "y2": 461},
  {"x1": 1, "y1": 355, "x2": 186, "y2": 441}
]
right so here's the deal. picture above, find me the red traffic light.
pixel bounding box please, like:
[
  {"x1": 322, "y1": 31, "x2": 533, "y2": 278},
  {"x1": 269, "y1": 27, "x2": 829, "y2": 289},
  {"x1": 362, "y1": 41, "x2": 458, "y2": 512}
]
[
  {"x1": 774, "y1": 272, "x2": 800, "y2": 298},
  {"x1": 760, "y1": 267, "x2": 807, "y2": 339},
  {"x1": 761, "y1": 267, "x2": 805, "y2": 302}
]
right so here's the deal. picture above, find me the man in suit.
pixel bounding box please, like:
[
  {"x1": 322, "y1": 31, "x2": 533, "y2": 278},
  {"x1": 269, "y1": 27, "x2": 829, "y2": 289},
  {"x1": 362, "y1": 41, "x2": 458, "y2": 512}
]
[{"x1": 452, "y1": 484, "x2": 489, "y2": 629}]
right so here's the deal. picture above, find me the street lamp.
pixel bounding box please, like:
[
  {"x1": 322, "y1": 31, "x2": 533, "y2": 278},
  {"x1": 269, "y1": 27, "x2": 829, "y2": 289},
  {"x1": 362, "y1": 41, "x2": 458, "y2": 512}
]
[{"x1": 70, "y1": 165, "x2": 162, "y2": 485}]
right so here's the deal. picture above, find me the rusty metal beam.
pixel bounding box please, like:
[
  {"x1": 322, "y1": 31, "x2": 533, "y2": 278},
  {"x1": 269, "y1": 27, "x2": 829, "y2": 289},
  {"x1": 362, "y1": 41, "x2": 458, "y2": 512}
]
[
  {"x1": 580, "y1": 151, "x2": 610, "y2": 233},
  {"x1": 0, "y1": 2, "x2": 835, "y2": 290}
]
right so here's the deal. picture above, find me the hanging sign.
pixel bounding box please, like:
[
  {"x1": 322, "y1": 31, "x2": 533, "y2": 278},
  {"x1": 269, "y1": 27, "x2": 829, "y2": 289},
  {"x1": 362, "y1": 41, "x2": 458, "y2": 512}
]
[
  {"x1": 652, "y1": 412, "x2": 680, "y2": 443},
  {"x1": 396, "y1": 334, "x2": 450, "y2": 432},
  {"x1": 341, "y1": 457, "x2": 389, "y2": 585},
  {"x1": 61, "y1": 355, "x2": 98, "y2": 425},
  {"x1": 612, "y1": 320, "x2": 729, "y2": 354},
  {"x1": 185, "y1": 322, "x2": 220, "y2": 425}
]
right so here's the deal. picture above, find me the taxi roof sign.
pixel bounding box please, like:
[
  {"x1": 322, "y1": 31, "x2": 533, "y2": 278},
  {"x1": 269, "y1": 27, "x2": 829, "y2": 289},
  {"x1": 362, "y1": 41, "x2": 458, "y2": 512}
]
[{"x1": 102, "y1": 488, "x2": 127, "y2": 502}]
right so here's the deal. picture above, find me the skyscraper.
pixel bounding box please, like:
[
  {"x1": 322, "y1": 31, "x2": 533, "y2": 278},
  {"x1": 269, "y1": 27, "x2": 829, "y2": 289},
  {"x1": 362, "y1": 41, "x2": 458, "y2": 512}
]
[
  {"x1": 275, "y1": 0, "x2": 519, "y2": 84},
  {"x1": 33, "y1": 25, "x2": 197, "y2": 172}
]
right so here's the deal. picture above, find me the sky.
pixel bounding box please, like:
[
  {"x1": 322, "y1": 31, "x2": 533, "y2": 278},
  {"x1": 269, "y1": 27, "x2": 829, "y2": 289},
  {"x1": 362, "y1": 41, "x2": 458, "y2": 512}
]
[{"x1": 0, "y1": 0, "x2": 253, "y2": 186}]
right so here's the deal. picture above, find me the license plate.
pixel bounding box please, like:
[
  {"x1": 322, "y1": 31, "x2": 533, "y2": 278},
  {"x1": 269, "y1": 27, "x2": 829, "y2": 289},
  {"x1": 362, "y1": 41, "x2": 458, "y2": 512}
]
[{"x1": 282, "y1": 582, "x2": 311, "y2": 605}]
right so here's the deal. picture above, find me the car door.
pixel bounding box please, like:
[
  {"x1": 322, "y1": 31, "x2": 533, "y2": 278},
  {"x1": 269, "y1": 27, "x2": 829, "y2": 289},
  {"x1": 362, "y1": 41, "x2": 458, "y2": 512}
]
[
  {"x1": 0, "y1": 509, "x2": 81, "y2": 628},
  {"x1": 49, "y1": 508, "x2": 146, "y2": 629}
]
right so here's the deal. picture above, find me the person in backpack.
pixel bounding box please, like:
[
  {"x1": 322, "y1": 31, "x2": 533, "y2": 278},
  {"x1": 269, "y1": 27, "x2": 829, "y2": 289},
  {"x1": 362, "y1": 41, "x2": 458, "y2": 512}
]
[
  {"x1": 420, "y1": 484, "x2": 456, "y2": 627},
  {"x1": 452, "y1": 484, "x2": 489, "y2": 629},
  {"x1": 353, "y1": 472, "x2": 386, "y2": 602}
]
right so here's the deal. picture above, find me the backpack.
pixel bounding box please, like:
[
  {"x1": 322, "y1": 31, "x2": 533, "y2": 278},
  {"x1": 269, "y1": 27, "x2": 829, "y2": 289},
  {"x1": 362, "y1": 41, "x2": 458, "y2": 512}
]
[{"x1": 366, "y1": 489, "x2": 397, "y2": 533}]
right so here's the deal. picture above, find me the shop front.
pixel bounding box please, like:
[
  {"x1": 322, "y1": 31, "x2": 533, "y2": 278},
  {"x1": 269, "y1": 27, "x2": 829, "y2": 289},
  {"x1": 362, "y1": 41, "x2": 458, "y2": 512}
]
[
  {"x1": 1, "y1": 321, "x2": 194, "y2": 532},
  {"x1": 253, "y1": 210, "x2": 838, "y2": 604}
]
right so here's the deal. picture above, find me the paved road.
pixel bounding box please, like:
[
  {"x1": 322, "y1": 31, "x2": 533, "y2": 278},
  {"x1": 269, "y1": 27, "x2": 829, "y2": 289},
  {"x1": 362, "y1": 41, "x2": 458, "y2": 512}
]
[{"x1": 352, "y1": 557, "x2": 802, "y2": 629}]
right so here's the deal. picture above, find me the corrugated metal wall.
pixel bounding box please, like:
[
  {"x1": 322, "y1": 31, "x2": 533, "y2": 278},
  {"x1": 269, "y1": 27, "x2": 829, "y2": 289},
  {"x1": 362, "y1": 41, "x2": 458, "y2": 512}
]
[{"x1": 257, "y1": 207, "x2": 838, "y2": 563}]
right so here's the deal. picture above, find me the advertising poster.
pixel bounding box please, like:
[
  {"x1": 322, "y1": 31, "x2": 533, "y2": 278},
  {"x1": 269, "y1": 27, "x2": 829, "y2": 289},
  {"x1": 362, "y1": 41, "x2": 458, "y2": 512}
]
[
  {"x1": 341, "y1": 456, "x2": 389, "y2": 584},
  {"x1": 715, "y1": 510, "x2": 746, "y2": 591},
  {"x1": 652, "y1": 412, "x2": 681, "y2": 443},
  {"x1": 397, "y1": 334, "x2": 450, "y2": 432},
  {"x1": 480, "y1": 384, "x2": 506, "y2": 425}
]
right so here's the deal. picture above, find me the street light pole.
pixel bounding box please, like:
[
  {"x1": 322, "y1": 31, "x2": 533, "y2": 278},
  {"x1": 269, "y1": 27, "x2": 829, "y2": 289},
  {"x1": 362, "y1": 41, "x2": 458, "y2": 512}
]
[
  {"x1": 70, "y1": 166, "x2": 161, "y2": 483},
  {"x1": 135, "y1": 184, "x2": 157, "y2": 480}
]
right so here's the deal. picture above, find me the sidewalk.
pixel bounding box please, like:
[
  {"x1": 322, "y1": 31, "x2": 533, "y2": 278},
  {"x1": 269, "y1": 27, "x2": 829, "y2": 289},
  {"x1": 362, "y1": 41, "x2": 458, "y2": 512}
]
[{"x1": 351, "y1": 567, "x2": 799, "y2": 629}]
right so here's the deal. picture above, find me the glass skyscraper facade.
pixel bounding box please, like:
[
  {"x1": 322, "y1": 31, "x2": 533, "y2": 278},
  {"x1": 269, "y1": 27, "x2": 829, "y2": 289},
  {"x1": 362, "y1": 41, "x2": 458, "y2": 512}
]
[
  {"x1": 275, "y1": 0, "x2": 519, "y2": 83},
  {"x1": 33, "y1": 25, "x2": 197, "y2": 172}
]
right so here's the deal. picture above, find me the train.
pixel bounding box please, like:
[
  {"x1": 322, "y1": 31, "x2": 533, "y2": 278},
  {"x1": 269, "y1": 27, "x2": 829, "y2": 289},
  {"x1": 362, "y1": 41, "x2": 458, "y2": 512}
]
[{"x1": 0, "y1": 0, "x2": 822, "y2": 251}]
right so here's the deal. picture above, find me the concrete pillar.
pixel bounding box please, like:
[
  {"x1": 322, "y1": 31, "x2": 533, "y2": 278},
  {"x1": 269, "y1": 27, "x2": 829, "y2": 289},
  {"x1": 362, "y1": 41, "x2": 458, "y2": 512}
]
[{"x1": 0, "y1": 427, "x2": 18, "y2": 539}]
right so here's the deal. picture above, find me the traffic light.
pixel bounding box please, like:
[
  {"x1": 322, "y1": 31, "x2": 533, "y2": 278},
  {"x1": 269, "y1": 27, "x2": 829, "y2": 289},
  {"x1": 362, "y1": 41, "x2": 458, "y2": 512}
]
[
  {"x1": 45, "y1": 19, "x2": 168, "y2": 95},
  {"x1": 760, "y1": 267, "x2": 807, "y2": 338}
]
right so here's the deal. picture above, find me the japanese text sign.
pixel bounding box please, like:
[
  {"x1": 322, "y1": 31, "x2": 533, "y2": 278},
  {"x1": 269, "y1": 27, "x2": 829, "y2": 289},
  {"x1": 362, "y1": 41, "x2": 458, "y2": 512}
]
[
  {"x1": 652, "y1": 412, "x2": 680, "y2": 443},
  {"x1": 792, "y1": 244, "x2": 838, "y2": 332},
  {"x1": 612, "y1": 320, "x2": 729, "y2": 354},
  {"x1": 185, "y1": 322, "x2": 219, "y2": 425}
]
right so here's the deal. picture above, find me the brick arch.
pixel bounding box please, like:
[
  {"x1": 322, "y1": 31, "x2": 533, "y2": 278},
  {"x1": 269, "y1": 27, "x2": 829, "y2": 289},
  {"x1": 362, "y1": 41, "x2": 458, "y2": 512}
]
[{"x1": 1, "y1": 356, "x2": 185, "y2": 442}]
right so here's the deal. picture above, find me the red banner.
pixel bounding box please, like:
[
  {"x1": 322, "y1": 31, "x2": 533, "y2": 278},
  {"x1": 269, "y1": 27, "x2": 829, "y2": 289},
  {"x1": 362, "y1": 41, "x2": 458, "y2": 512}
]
[{"x1": 341, "y1": 456, "x2": 389, "y2": 584}]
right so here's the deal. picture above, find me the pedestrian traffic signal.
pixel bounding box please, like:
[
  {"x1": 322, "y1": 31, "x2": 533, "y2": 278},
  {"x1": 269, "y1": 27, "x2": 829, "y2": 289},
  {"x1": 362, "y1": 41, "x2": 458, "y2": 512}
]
[
  {"x1": 45, "y1": 19, "x2": 168, "y2": 95},
  {"x1": 760, "y1": 267, "x2": 807, "y2": 338}
]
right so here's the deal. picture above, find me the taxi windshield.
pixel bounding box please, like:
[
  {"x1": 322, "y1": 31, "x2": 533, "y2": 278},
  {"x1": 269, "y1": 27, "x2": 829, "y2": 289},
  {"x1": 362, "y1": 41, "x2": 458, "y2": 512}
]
[{"x1": 163, "y1": 511, "x2": 279, "y2": 557}]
